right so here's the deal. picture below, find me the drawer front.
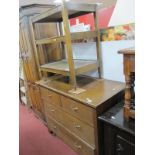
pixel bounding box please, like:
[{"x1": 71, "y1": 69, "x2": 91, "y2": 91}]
[
  {"x1": 47, "y1": 117, "x2": 95, "y2": 155},
  {"x1": 61, "y1": 96, "x2": 94, "y2": 127},
  {"x1": 45, "y1": 102, "x2": 95, "y2": 146},
  {"x1": 40, "y1": 87, "x2": 61, "y2": 107},
  {"x1": 115, "y1": 135, "x2": 135, "y2": 155}
]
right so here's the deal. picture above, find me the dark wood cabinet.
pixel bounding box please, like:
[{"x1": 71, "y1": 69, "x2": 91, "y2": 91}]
[
  {"x1": 98, "y1": 101, "x2": 135, "y2": 155},
  {"x1": 19, "y1": 4, "x2": 62, "y2": 120}
]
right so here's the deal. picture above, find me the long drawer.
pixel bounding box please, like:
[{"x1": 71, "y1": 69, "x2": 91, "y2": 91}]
[
  {"x1": 47, "y1": 117, "x2": 95, "y2": 155},
  {"x1": 60, "y1": 96, "x2": 95, "y2": 127},
  {"x1": 45, "y1": 102, "x2": 95, "y2": 146},
  {"x1": 40, "y1": 87, "x2": 62, "y2": 107}
]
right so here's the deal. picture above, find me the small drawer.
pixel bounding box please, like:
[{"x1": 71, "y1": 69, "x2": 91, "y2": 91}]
[
  {"x1": 45, "y1": 102, "x2": 95, "y2": 146},
  {"x1": 47, "y1": 117, "x2": 95, "y2": 155},
  {"x1": 40, "y1": 87, "x2": 61, "y2": 107},
  {"x1": 61, "y1": 96, "x2": 95, "y2": 127},
  {"x1": 115, "y1": 135, "x2": 135, "y2": 155},
  {"x1": 59, "y1": 109, "x2": 95, "y2": 147},
  {"x1": 45, "y1": 102, "x2": 60, "y2": 121}
]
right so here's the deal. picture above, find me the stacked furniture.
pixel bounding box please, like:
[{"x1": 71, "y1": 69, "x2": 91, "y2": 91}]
[
  {"x1": 19, "y1": 2, "x2": 126, "y2": 155},
  {"x1": 30, "y1": 1, "x2": 125, "y2": 155},
  {"x1": 31, "y1": 1, "x2": 102, "y2": 91}
]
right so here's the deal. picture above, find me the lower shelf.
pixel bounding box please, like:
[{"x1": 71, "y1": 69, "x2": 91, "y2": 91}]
[{"x1": 40, "y1": 59, "x2": 99, "y2": 76}]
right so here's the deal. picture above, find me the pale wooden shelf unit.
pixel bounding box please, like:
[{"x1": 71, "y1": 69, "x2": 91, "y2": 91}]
[{"x1": 31, "y1": 1, "x2": 102, "y2": 90}]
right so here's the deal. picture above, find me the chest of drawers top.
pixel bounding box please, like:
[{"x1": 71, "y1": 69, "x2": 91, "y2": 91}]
[{"x1": 36, "y1": 76, "x2": 125, "y2": 109}]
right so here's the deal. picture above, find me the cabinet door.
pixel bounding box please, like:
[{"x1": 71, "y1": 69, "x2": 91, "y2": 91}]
[
  {"x1": 33, "y1": 85, "x2": 46, "y2": 121},
  {"x1": 115, "y1": 135, "x2": 135, "y2": 155},
  {"x1": 20, "y1": 17, "x2": 39, "y2": 82}
]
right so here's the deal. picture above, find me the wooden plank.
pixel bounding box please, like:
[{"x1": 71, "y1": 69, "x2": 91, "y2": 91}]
[
  {"x1": 40, "y1": 60, "x2": 98, "y2": 76},
  {"x1": 71, "y1": 31, "x2": 97, "y2": 40},
  {"x1": 76, "y1": 61, "x2": 99, "y2": 75},
  {"x1": 66, "y1": 2, "x2": 96, "y2": 12},
  {"x1": 32, "y1": 5, "x2": 62, "y2": 23},
  {"x1": 62, "y1": 2, "x2": 77, "y2": 89},
  {"x1": 29, "y1": 16, "x2": 42, "y2": 79},
  {"x1": 35, "y1": 31, "x2": 97, "y2": 45},
  {"x1": 94, "y1": 11, "x2": 102, "y2": 78},
  {"x1": 32, "y1": 3, "x2": 97, "y2": 23},
  {"x1": 36, "y1": 36, "x2": 65, "y2": 44}
]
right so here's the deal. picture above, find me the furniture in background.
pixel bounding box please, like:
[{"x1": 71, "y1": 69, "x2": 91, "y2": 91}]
[
  {"x1": 118, "y1": 48, "x2": 135, "y2": 121},
  {"x1": 19, "y1": 4, "x2": 61, "y2": 120},
  {"x1": 98, "y1": 101, "x2": 135, "y2": 155}
]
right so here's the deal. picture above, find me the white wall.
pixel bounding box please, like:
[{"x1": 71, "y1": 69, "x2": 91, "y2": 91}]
[
  {"x1": 72, "y1": 40, "x2": 134, "y2": 82},
  {"x1": 101, "y1": 41, "x2": 135, "y2": 82},
  {"x1": 109, "y1": 0, "x2": 135, "y2": 26},
  {"x1": 73, "y1": 0, "x2": 135, "y2": 82}
]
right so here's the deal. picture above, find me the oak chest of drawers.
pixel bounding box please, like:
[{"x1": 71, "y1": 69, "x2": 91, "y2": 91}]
[{"x1": 37, "y1": 76, "x2": 125, "y2": 155}]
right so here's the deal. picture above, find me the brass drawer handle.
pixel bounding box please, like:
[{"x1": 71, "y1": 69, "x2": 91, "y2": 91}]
[
  {"x1": 50, "y1": 109, "x2": 55, "y2": 112},
  {"x1": 75, "y1": 125, "x2": 81, "y2": 129},
  {"x1": 48, "y1": 94, "x2": 52, "y2": 97},
  {"x1": 74, "y1": 143, "x2": 82, "y2": 149},
  {"x1": 72, "y1": 107, "x2": 79, "y2": 111},
  {"x1": 53, "y1": 126, "x2": 57, "y2": 129}
]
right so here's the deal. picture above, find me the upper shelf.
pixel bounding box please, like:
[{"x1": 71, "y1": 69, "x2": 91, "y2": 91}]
[
  {"x1": 32, "y1": 3, "x2": 97, "y2": 23},
  {"x1": 35, "y1": 31, "x2": 97, "y2": 45},
  {"x1": 40, "y1": 59, "x2": 99, "y2": 76}
]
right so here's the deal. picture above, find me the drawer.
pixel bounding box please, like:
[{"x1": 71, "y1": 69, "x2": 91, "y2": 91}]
[
  {"x1": 115, "y1": 135, "x2": 135, "y2": 155},
  {"x1": 61, "y1": 96, "x2": 94, "y2": 127},
  {"x1": 45, "y1": 102, "x2": 61, "y2": 121},
  {"x1": 40, "y1": 87, "x2": 61, "y2": 107},
  {"x1": 48, "y1": 117, "x2": 95, "y2": 155},
  {"x1": 45, "y1": 102, "x2": 95, "y2": 146}
]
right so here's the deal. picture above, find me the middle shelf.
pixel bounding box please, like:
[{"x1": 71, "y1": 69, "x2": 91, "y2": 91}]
[
  {"x1": 35, "y1": 31, "x2": 97, "y2": 45},
  {"x1": 40, "y1": 59, "x2": 99, "y2": 76}
]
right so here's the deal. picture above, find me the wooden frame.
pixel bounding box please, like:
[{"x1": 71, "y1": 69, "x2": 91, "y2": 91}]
[
  {"x1": 118, "y1": 48, "x2": 135, "y2": 121},
  {"x1": 31, "y1": 1, "x2": 102, "y2": 89}
]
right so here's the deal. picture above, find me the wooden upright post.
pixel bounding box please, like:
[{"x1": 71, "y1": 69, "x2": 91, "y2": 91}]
[
  {"x1": 29, "y1": 17, "x2": 42, "y2": 79},
  {"x1": 61, "y1": 1, "x2": 77, "y2": 89},
  {"x1": 94, "y1": 9, "x2": 103, "y2": 78}
]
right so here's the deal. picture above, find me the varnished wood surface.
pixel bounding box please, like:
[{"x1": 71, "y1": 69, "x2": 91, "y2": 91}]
[
  {"x1": 99, "y1": 101, "x2": 135, "y2": 135},
  {"x1": 35, "y1": 31, "x2": 97, "y2": 45},
  {"x1": 40, "y1": 59, "x2": 99, "y2": 76},
  {"x1": 19, "y1": 4, "x2": 53, "y2": 19},
  {"x1": 32, "y1": 3, "x2": 97, "y2": 23},
  {"x1": 118, "y1": 47, "x2": 135, "y2": 55},
  {"x1": 47, "y1": 117, "x2": 95, "y2": 155},
  {"x1": 36, "y1": 76, "x2": 125, "y2": 109},
  {"x1": 45, "y1": 101, "x2": 95, "y2": 146},
  {"x1": 118, "y1": 48, "x2": 135, "y2": 121},
  {"x1": 98, "y1": 101, "x2": 135, "y2": 155},
  {"x1": 19, "y1": 4, "x2": 61, "y2": 120}
]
